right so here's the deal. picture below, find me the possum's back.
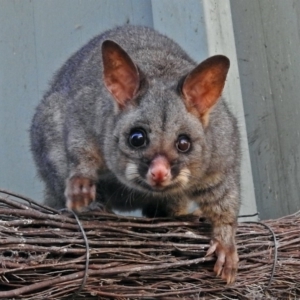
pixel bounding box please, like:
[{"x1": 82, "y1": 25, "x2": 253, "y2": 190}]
[{"x1": 48, "y1": 25, "x2": 195, "y2": 97}]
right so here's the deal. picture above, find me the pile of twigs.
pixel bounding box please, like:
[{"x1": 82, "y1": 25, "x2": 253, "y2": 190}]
[{"x1": 0, "y1": 189, "x2": 299, "y2": 299}]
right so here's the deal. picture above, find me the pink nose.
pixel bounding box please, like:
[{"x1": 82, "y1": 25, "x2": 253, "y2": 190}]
[
  {"x1": 151, "y1": 165, "x2": 169, "y2": 182},
  {"x1": 149, "y1": 155, "x2": 171, "y2": 184}
]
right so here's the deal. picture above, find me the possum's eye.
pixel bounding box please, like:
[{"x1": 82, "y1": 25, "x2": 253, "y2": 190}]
[
  {"x1": 176, "y1": 135, "x2": 191, "y2": 153},
  {"x1": 129, "y1": 129, "x2": 147, "y2": 148}
]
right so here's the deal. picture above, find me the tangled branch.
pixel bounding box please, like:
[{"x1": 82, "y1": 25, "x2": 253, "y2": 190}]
[{"x1": 0, "y1": 189, "x2": 299, "y2": 299}]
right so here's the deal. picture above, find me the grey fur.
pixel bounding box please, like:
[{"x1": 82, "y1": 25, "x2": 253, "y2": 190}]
[
  {"x1": 30, "y1": 25, "x2": 241, "y2": 282},
  {"x1": 31, "y1": 24, "x2": 240, "y2": 213}
]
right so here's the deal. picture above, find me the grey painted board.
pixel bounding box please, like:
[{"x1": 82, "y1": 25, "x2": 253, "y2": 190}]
[
  {"x1": 231, "y1": 0, "x2": 300, "y2": 218},
  {"x1": 0, "y1": 0, "x2": 41, "y2": 196},
  {"x1": 151, "y1": 0, "x2": 208, "y2": 62},
  {"x1": 0, "y1": 0, "x2": 153, "y2": 202}
]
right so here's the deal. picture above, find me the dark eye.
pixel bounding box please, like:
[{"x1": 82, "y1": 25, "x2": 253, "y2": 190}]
[
  {"x1": 176, "y1": 135, "x2": 191, "y2": 153},
  {"x1": 129, "y1": 129, "x2": 147, "y2": 148}
]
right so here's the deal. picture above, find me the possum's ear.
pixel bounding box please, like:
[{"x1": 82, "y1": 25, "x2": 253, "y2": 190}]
[
  {"x1": 102, "y1": 40, "x2": 140, "y2": 109},
  {"x1": 181, "y1": 55, "x2": 230, "y2": 126}
]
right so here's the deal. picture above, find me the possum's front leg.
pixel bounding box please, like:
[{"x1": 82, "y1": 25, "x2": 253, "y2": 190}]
[
  {"x1": 206, "y1": 221, "x2": 238, "y2": 284},
  {"x1": 65, "y1": 135, "x2": 105, "y2": 211},
  {"x1": 200, "y1": 189, "x2": 239, "y2": 284},
  {"x1": 65, "y1": 176, "x2": 97, "y2": 211}
]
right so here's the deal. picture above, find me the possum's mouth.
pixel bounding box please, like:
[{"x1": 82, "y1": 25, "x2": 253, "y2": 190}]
[
  {"x1": 135, "y1": 178, "x2": 181, "y2": 194},
  {"x1": 124, "y1": 162, "x2": 190, "y2": 194}
]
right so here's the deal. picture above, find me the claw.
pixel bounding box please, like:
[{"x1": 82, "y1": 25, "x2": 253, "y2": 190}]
[
  {"x1": 205, "y1": 241, "x2": 217, "y2": 257},
  {"x1": 207, "y1": 238, "x2": 239, "y2": 284}
]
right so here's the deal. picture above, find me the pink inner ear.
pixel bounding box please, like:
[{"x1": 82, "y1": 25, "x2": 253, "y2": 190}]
[
  {"x1": 106, "y1": 68, "x2": 139, "y2": 108},
  {"x1": 182, "y1": 56, "x2": 229, "y2": 118},
  {"x1": 102, "y1": 40, "x2": 140, "y2": 109}
]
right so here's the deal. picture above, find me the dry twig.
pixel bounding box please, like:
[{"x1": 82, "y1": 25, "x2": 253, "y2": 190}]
[{"x1": 0, "y1": 189, "x2": 299, "y2": 299}]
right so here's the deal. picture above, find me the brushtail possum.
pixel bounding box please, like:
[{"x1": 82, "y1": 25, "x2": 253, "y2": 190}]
[{"x1": 30, "y1": 25, "x2": 241, "y2": 283}]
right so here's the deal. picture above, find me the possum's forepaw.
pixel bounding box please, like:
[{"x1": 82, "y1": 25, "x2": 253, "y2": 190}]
[
  {"x1": 206, "y1": 238, "x2": 239, "y2": 284},
  {"x1": 65, "y1": 176, "x2": 96, "y2": 212}
]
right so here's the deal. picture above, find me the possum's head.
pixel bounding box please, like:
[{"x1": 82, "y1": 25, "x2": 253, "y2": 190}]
[{"x1": 101, "y1": 40, "x2": 230, "y2": 196}]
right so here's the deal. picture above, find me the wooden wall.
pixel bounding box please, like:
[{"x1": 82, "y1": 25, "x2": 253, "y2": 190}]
[{"x1": 231, "y1": 0, "x2": 300, "y2": 218}]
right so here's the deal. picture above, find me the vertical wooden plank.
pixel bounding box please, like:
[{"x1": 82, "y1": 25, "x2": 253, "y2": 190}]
[
  {"x1": 231, "y1": 0, "x2": 300, "y2": 218},
  {"x1": 151, "y1": 0, "x2": 208, "y2": 62},
  {"x1": 203, "y1": 0, "x2": 257, "y2": 220},
  {"x1": 0, "y1": 0, "x2": 41, "y2": 196},
  {"x1": 259, "y1": 1, "x2": 300, "y2": 217}
]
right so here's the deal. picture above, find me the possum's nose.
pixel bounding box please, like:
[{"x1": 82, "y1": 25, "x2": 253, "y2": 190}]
[
  {"x1": 151, "y1": 166, "x2": 169, "y2": 182},
  {"x1": 148, "y1": 155, "x2": 171, "y2": 185}
]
